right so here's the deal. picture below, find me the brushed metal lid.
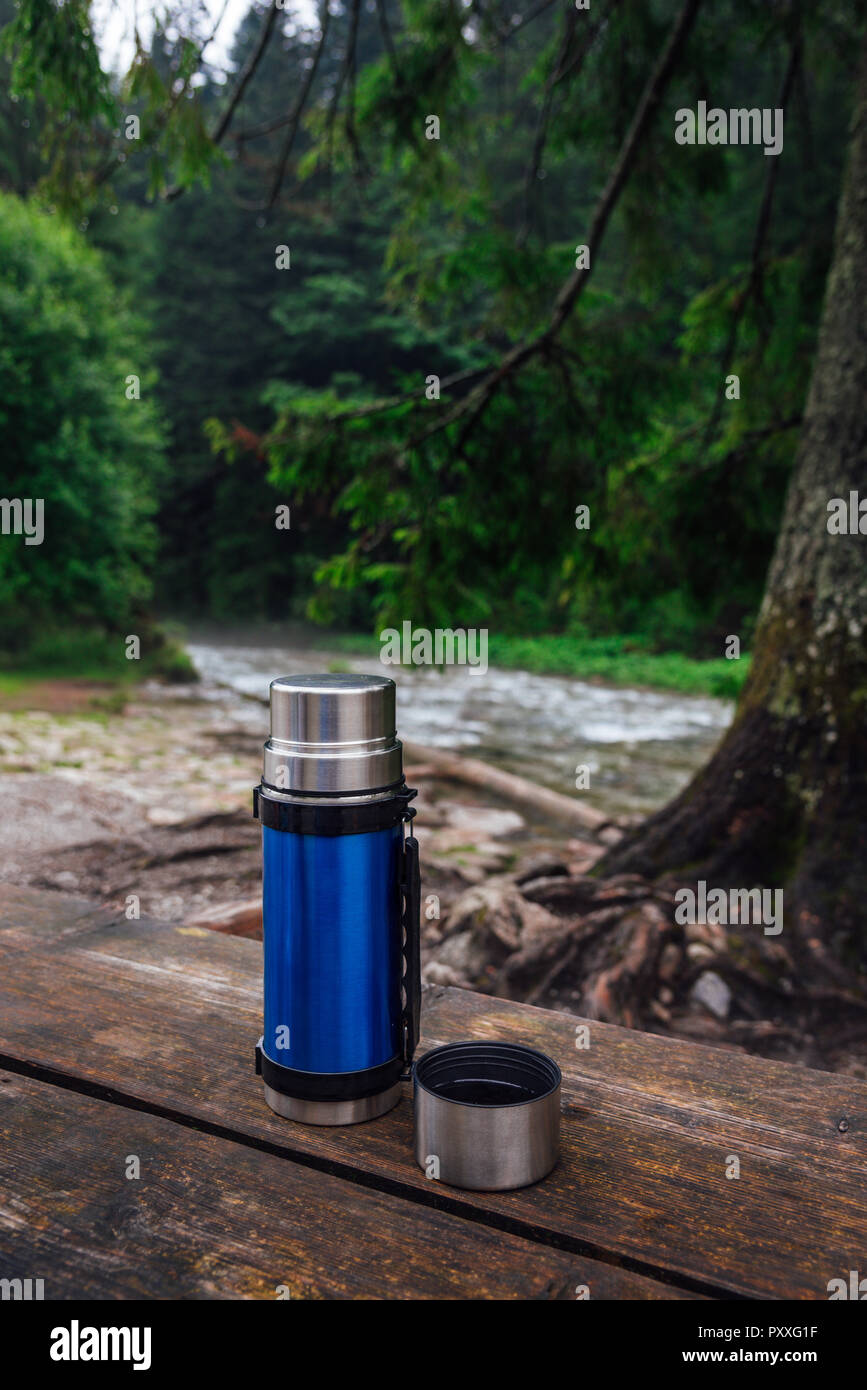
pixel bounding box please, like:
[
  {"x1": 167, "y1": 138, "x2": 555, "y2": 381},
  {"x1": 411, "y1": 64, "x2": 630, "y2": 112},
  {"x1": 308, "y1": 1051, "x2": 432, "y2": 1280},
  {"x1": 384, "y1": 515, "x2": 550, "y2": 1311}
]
[
  {"x1": 413, "y1": 1041, "x2": 561, "y2": 1191},
  {"x1": 263, "y1": 673, "x2": 403, "y2": 795}
]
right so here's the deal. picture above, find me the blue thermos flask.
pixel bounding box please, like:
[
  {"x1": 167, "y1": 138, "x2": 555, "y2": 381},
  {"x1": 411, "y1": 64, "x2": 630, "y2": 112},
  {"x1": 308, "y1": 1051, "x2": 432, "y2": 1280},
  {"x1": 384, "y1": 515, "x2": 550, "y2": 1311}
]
[{"x1": 254, "y1": 674, "x2": 420, "y2": 1125}]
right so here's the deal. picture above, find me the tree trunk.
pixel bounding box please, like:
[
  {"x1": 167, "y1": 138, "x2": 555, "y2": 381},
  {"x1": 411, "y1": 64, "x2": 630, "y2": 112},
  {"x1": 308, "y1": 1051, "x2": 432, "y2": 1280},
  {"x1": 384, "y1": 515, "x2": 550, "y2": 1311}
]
[{"x1": 600, "y1": 37, "x2": 867, "y2": 974}]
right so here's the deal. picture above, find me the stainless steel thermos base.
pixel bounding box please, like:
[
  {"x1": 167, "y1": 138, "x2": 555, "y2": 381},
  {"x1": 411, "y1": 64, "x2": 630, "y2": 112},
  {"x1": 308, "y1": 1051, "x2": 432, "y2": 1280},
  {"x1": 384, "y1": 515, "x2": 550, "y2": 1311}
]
[
  {"x1": 413, "y1": 1041, "x2": 561, "y2": 1190},
  {"x1": 263, "y1": 1082, "x2": 401, "y2": 1127}
]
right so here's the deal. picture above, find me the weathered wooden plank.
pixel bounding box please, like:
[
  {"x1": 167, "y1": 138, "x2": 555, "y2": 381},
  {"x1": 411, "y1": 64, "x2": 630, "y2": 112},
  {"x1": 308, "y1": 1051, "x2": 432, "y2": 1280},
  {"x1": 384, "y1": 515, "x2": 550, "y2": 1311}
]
[
  {"x1": 0, "y1": 1069, "x2": 652, "y2": 1301},
  {"x1": 3, "y1": 885, "x2": 861, "y2": 1155},
  {"x1": 422, "y1": 987, "x2": 866, "y2": 1165},
  {"x1": 2, "y1": 885, "x2": 865, "y2": 1297}
]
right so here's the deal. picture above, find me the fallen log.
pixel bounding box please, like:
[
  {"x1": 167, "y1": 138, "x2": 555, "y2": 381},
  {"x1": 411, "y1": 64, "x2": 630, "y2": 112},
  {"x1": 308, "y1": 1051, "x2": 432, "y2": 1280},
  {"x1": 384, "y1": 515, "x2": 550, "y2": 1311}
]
[
  {"x1": 402, "y1": 740, "x2": 611, "y2": 832},
  {"x1": 187, "y1": 897, "x2": 263, "y2": 939}
]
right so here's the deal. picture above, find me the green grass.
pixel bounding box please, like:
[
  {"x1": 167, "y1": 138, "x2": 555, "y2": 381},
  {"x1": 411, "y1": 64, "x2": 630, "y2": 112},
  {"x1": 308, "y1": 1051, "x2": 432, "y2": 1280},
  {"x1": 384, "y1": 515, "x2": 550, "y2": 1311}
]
[
  {"x1": 0, "y1": 625, "x2": 198, "y2": 687},
  {"x1": 0, "y1": 622, "x2": 745, "y2": 700},
  {"x1": 487, "y1": 634, "x2": 748, "y2": 698},
  {"x1": 324, "y1": 629, "x2": 748, "y2": 698}
]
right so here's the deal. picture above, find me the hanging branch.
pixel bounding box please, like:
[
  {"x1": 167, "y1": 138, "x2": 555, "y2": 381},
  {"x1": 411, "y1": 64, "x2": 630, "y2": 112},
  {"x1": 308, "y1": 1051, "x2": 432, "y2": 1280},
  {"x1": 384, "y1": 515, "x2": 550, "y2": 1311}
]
[
  {"x1": 517, "y1": 1, "x2": 625, "y2": 245},
  {"x1": 410, "y1": 0, "x2": 703, "y2": 453},
  {"x1": 211, "y1": 0, "x2": 282, "y2": 146},
  {"x1": 257, "y1": 0, "x2": 701, "y2": 462},
  {"x1": 371, "y1": 0, "x2": 422, "y2": 155},
  {"x1": 701, "y1": 25, "x2": 803, "y2": 446},
  {"x1": 263, "y1": 364, "x2": 493, "y2": 452},
  {"x1": 517, "y1": 7, "x2": 580, "y2": 245},
  {"x1": 498, "y1": 0, "x2": 559, "y2": 44},
  {"x1": 91, "y1": 0, "x2": 233, "y2": 193},
  {"x1": 160, "y1": 0, "x2": 282, "y2": 201},
  {"x1": 343, "y1": 0, "x2": 367, "y2": 176},
  {"x1": 266, "y1": 0, "x2": 332, "y2": 209},
  {"x1": 375, "y1": 0, "x2": 400, "y2": 79},
  {"x1": 316, "y1": 0, "x2": 363, "y2": 186}
]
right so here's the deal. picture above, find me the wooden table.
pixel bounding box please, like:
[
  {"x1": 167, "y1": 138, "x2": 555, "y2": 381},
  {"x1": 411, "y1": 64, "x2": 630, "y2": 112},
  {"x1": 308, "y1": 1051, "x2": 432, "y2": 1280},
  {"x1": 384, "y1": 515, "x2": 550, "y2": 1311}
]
[{"x1": 1, "y1": 882, "x2": 865, "y2": 1301}]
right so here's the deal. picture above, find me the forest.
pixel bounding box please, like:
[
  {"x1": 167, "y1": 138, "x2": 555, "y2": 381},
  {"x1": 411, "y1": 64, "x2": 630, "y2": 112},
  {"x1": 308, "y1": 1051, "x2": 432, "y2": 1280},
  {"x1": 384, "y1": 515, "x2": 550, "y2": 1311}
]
[
  {"x1": 1, "y1": 0, "x2": 866, "y2": 1036},
  {"x1": 1, "y1": 0, "x2": 852, "y2": 647}
]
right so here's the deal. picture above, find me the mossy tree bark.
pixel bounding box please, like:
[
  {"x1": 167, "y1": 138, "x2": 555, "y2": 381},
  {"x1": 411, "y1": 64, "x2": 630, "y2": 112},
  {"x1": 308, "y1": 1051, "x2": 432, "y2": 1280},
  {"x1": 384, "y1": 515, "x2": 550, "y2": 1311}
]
[{"x1": 601, "y1": 38, "x2": 867, "y2": 974}]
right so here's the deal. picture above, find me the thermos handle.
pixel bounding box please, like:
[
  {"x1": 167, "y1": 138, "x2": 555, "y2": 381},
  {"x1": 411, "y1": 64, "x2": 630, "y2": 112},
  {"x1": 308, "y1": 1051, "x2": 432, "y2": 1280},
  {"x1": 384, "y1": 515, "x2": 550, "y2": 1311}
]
[{"x1": 400, "y1": 834, "x2": 421, "y2": 1068}]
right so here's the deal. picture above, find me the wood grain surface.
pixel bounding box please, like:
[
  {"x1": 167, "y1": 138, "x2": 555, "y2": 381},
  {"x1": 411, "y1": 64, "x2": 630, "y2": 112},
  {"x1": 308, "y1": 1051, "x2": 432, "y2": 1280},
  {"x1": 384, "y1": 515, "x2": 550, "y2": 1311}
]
[
  {"x1": 0, "y1": 1070, "x2": 619, "y2": 1300},
  {"x1": 2, "y1": 883, "x2": 864, "y2": 1299}
]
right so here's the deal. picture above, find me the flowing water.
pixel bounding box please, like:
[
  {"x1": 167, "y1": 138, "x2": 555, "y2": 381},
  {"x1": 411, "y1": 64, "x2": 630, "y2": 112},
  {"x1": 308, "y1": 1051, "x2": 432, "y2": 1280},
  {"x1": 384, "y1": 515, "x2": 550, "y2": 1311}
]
[{"x1": 184, "y1": 630, "x2": 732, "y2": 821}]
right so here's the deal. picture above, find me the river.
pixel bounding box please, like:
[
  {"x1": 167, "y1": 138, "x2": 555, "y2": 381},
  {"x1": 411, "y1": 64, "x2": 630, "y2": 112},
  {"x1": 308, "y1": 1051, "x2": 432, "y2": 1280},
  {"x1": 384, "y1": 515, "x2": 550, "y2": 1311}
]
[{"x1": 185, "y1": 630, "x2": 732, "y2": 821}]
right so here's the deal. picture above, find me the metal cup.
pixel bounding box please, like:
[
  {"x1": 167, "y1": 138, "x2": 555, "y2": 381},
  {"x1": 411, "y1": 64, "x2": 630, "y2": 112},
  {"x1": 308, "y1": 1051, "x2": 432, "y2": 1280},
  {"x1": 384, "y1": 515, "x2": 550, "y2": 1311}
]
[{"x1": 413, "y1": 1040, "x2": 561, "y2": 1190}]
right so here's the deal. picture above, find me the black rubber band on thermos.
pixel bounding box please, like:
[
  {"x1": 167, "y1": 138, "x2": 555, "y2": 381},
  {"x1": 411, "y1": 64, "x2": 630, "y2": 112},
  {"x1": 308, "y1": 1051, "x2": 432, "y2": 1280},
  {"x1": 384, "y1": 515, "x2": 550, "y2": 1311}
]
[
  {"x1": 255, "y1": 1041, "x2": 404, "y2": 1100},
  {"x1": 253, "y1": 782, "x2": 417, "y2": 836}
]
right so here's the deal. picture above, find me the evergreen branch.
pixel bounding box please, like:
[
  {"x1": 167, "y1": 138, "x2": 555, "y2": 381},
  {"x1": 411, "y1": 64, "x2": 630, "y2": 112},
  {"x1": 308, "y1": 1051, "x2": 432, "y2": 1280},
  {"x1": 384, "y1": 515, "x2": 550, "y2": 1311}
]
[
  {"x1": 701, "y1": 24, "x2": 803, "y2": 446},
  {"x1": 409, "y1": 0, "x2": 704, "y2": 453},
  {"x1": 266, "y1": 0, "x2": 332, "y2": 209},
  {"x1": 517, "y1": 6, "x2": 580, "y2": 246},
  {"x1": 211, "y1": 0, "x2": 281, "y2": 147}
]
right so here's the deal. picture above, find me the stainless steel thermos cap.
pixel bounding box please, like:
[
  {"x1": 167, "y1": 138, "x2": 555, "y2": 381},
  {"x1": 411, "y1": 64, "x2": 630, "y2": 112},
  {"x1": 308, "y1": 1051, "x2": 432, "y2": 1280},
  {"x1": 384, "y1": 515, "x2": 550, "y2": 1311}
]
[
  {"x1": 264, "y1": 673, "x2": 403, "y2": 795},
  {"x1": 413, "y1": 1041, "x2": 561, "y2": 1190}
]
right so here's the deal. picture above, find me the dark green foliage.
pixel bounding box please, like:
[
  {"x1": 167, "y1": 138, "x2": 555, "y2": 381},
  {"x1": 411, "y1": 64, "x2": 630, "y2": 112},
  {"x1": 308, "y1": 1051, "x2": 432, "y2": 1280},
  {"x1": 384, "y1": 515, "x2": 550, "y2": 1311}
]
[
  {"x1": 230, "y1": 0, "x2": 856, "y2": 650},
  {"x1": 0, "y1": 191, "x2": 164, "y2": 649},
  {"x1": 0, "y1": 0, "x2": 863, "y2": 656},
  {"x1": 1, "y1": 0, "x2": 113, "y2": 122}
]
